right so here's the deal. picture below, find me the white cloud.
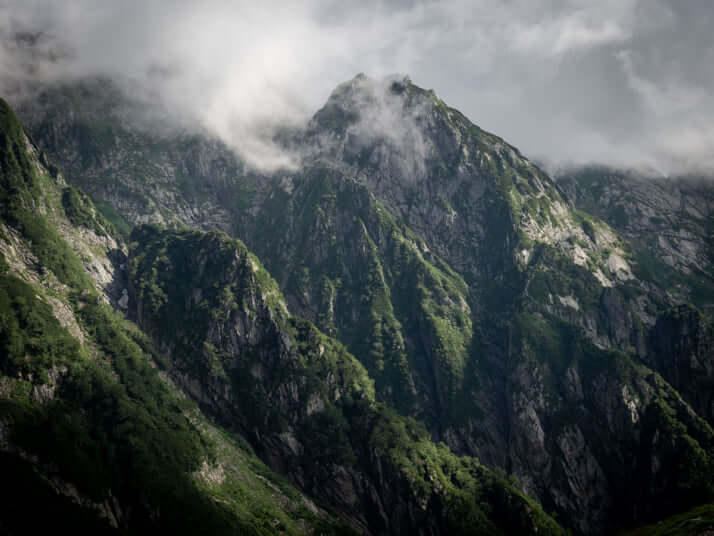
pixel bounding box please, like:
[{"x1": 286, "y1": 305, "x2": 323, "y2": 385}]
[
  {"x1": 0, "y1": 0, "x2": 712, "y2": 175},
  {"x1": 510, "y1": 13, "x2": 629, "y2": 57}
]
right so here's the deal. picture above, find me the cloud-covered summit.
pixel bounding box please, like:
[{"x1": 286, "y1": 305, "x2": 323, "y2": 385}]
[{"x1": 1, "y1": 0, "x2": 712, "y2": 174}]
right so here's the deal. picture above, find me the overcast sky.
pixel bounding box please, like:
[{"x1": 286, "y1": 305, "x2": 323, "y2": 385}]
[{"x1": 1, "y1": 0, "x2": 713, "y2": 175}]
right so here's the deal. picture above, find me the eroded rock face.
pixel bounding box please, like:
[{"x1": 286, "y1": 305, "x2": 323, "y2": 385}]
[
  {"x1": 649, "y1": 305, "x2": 714, "y2": 423},
  {"x1": 556, "y1": 166, "x2": 714, "y2": 311}
]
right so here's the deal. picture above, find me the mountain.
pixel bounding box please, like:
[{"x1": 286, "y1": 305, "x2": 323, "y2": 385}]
[
  {"x1": 5, "y1": 74, "x2": 714, "y2": 534},
  {"x1": 0, "y1": 96, "x2": 351, "y2": 535},
  {"x1": 0, "y1": 96, "x2": 562, "y2": 535}
]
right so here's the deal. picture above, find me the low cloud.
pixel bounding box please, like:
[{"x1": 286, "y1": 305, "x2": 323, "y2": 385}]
[
  {"x1": 510, "y1": 13, "x2": 630, "y2": 57},
  {"x1": 323, "y1": 74, "x2": 433, "y2": 180},
  {"x1": 0, "y1": 0, "x2": 712, "y2": 175}
]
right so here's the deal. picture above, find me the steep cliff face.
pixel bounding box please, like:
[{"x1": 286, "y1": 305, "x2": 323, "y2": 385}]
[
  {"x1": 239, "y1": 76, "x2": 648, "y2": 419},
  {"x1": 649, "y1": 305, "x2": 714, "y2": 424},
  {"x1": 14, "y1": 76, "x2": 714, "y2": 534},
  {"x1": 506, "y1": 313, "x2": 714, "y2": 533},
  {"x1": 556, "y1": 166, "x2": 714, "y2": 313},
  {"x1": 128, "y1": 224, "x2": 564, "y2": 536},
  {"x1": 243, "y1": 166, "x2": 472, "y2": 433},
  {"x1": 557, "y1": 165, "x2": 714, "y2": 436}
]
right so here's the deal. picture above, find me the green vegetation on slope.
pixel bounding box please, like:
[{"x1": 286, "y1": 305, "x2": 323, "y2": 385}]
[
  {"x1": 1, "y1": 98, "x2": 93, "y2": 290},
  {"x1": 249, "y1": 168, "x2": 473, "y2": 425},
  {"x1": 512, "y1": 308, "x2": 714, "y2": 523},
  {"x1": 129, "y1": 224, "x2": 566, "y2": 535},
  {"x1": 0, "y1": 266, "x2": 237, "y2": 534},
  {"x1": 62, "y1": 185, "x2": 113, "y2": 236},
  {"x1": 0, "y1": 98, "x2": 342, "y2": 535},
  {"x1": 621, "y1": 503, "x2": 714, "y2": 536},
  {"x1": 0, "y1": 265, "x2": 81, "y2": 381}
]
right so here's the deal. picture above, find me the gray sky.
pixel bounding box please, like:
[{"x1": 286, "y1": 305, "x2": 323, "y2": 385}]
[{"x1": 1, "y1": 0, "x2": 713, "y2": 174}]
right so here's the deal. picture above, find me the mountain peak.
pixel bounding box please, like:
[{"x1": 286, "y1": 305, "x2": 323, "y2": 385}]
[
  {"x1": 329, "y1": 72, "x2": 413, "y2": 98},
  {"x1": 313, "y1": 73, "x2": 432, "y2": 130}
]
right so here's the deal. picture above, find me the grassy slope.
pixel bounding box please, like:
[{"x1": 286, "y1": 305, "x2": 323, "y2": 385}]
[{"x1": 621, "y1": 504, "x2": 714, "y2": 536}]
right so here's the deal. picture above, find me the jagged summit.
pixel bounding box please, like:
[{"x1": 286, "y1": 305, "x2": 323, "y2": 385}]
[
  {"x1": 309, "y1": 73, "x2": 432, "y2": 140},
  {"x1": 309, "y1": 72, "x2": 534, "y2": 187},
  {"x1": 321, "y1": 72, "x2": 416, "y2": 103}
]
